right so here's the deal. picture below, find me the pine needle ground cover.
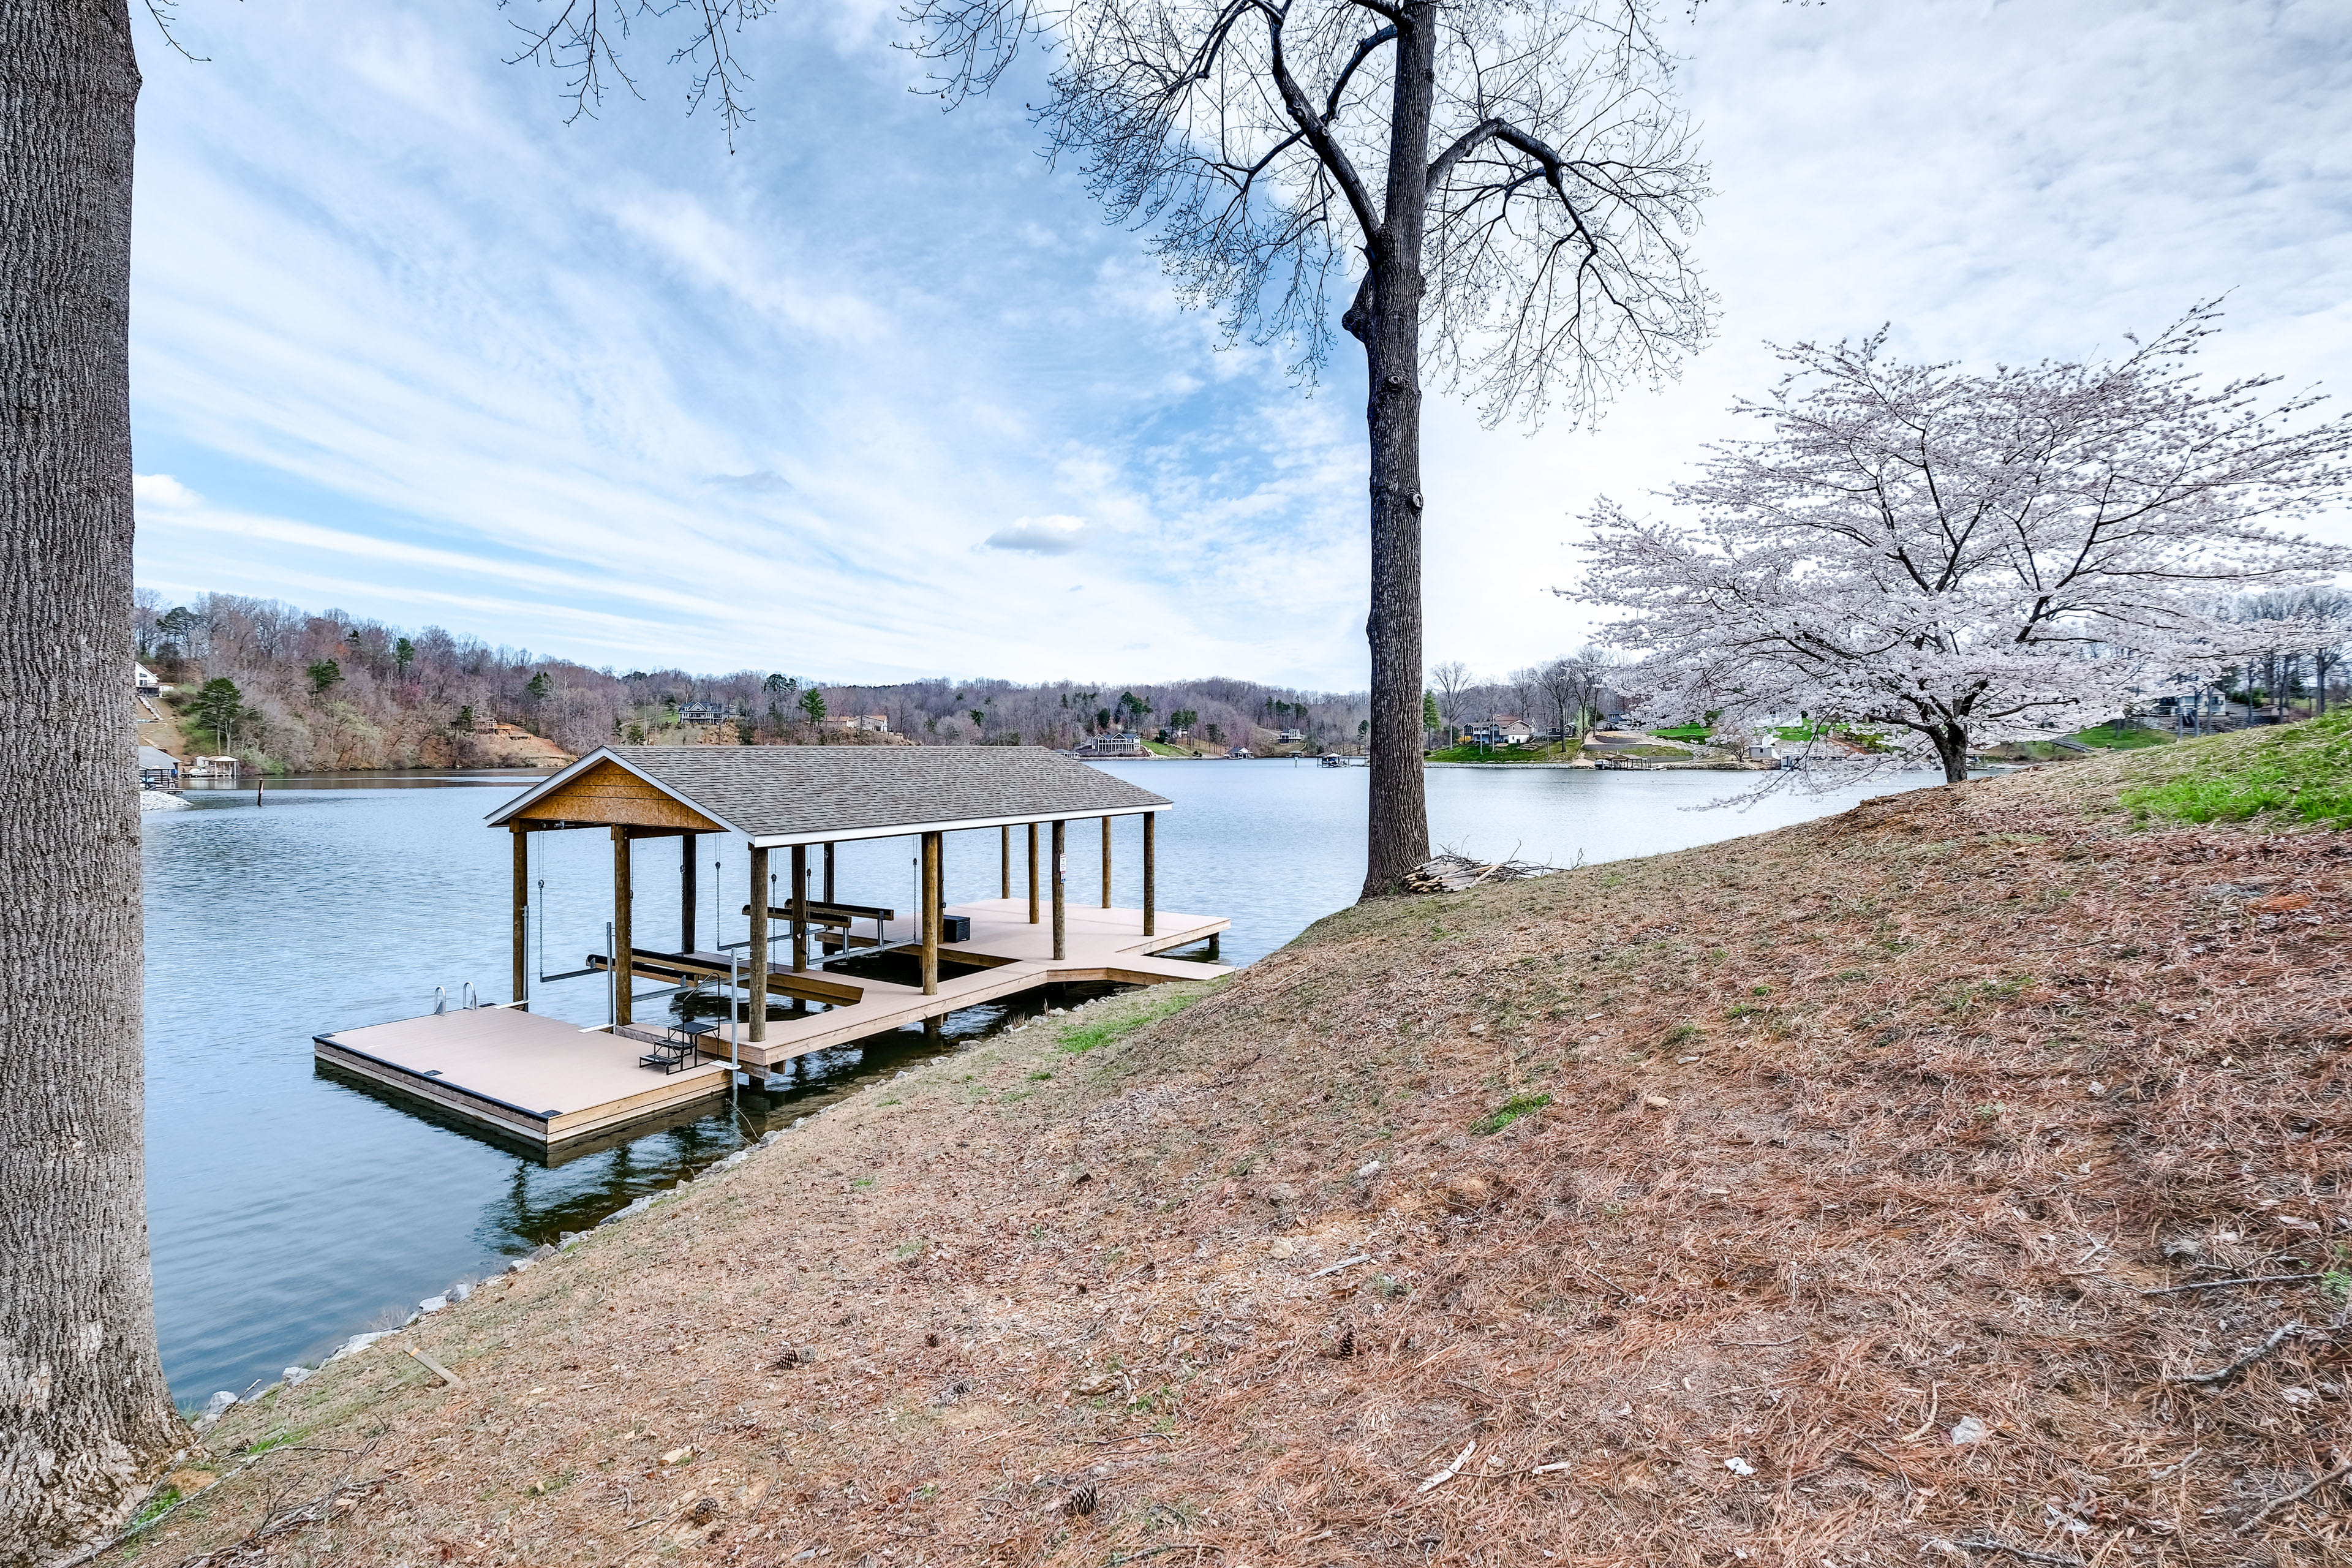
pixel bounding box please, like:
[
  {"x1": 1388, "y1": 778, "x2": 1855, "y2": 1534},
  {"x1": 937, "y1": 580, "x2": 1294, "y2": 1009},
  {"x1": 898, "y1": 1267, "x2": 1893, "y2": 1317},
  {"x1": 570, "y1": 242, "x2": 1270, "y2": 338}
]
[{"x1": 158, "y1": 724, "x2": 2348, "y2": 1566}]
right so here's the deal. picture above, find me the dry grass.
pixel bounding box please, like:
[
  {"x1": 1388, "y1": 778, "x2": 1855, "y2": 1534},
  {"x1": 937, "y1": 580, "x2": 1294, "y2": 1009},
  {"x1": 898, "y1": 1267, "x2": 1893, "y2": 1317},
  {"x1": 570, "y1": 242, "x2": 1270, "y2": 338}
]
[{"x1": 127, "y1": 730, "x2": 2350, "y2": 1567}]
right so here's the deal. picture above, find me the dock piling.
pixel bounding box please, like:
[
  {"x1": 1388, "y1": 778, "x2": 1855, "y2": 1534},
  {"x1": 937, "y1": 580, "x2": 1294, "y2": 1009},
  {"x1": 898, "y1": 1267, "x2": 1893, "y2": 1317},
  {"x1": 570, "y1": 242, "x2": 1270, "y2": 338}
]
[
  {"x1": 510, "y1": 825, "x2": 529, "y2": 1006},
  {"x1": 612, "y1": 827, "x2": 635, "y2": 1027},
  {"x1": 1051, "y1": 820, "x2": 1066, "y2": 960},
  {"x1": 1027, "y1": 823, "x2": 1039, "y2": 924},
  {"x1": 748, "y1": 846, "x2": 769, "y2": 1041},
  {"x1": 1144, "y1": 811, "x2": 1156, "y2": 938},
  {"x1": 1101, "y1": 815, "x2": 1112, "y2": 909},
  {"x1": 921, "y1": 831, "x2": 941, "y2": 995}
]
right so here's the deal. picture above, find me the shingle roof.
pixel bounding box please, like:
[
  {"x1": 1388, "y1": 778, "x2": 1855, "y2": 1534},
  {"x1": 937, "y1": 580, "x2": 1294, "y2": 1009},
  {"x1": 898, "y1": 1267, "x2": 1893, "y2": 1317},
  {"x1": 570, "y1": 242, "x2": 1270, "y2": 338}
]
[{"x1": 487, "y1": 744, "x2": 1170, "y2": 845}]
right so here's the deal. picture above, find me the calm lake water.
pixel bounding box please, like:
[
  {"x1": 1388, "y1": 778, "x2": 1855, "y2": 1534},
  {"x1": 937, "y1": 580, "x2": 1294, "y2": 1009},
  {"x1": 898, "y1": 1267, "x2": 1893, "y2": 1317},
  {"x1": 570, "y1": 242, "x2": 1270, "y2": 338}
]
[{"x1": 142, "y1": 759, "x2": 1905, "y2": 1401}]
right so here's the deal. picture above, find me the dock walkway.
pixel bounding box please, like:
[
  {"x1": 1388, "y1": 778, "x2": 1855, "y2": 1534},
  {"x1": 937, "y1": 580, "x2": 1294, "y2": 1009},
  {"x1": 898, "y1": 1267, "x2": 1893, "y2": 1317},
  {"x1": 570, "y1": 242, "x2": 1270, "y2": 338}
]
[{"x1": 314, "y1": 898, "x2": 1226, "y2": 1152}]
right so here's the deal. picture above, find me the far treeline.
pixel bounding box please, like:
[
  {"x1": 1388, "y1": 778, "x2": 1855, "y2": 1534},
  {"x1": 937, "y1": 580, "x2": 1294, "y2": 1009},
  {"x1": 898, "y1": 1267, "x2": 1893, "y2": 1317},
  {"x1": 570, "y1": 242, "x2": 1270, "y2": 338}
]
[{"x1": 135, "y1": 590, "x2": 1428, "y2": 770}]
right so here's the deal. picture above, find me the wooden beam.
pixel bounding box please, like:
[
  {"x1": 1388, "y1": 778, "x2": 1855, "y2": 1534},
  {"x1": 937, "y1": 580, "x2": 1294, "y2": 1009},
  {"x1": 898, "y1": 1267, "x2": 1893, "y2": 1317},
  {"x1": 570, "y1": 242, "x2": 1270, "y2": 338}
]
[
  {"x1": 823, "y1": 840, "x2": 835, "y2": 905},
  {"x1": 791, "y1": 843, "x2": 809, "y2": 975},
  {"x1": 1143, "y1": 810, "x2": 1156, "y2": 938},
  {"x1": 612, "y1": 826, "x2": 634, "y2": 1027},
  {"x1": 1027, "y1": 823, "x2": 1039, "y2": 924},
  {"x1": 1000, "y1": 824, "x2": 1011, "y2": 900},
  {"x1": 680, "y1": 833, "x2": 697, "y2": 953},
  {"x1": 748, "y1": 845, "x2": 769, "y2": 1042},
  {"x1": 1101, "y1": 815, "x2": 1112, "y2": 909},
  {"x1": 511, "y1": 824, "x2": 529, "y2": 1006},
  {"x1": 921, "y1": 831, "x2": 941, "y2": 996},
  {"x1": 1051, "y1": 818, "x2": 1066, "y2": 960}
]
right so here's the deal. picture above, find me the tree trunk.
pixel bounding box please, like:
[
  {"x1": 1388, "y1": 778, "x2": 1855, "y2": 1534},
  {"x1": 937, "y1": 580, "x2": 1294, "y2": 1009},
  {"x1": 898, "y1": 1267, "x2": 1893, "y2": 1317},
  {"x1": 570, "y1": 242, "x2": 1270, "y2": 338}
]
[
  {"x1": 1932, "y1": 725, "x2": 1970, "y2": 785},
  {"x1": 0, "y1": 6, "x2": 183, "y2": 1561},
  {"x1": 1353, "y1": 1, "x2": 1439, "y2": 899}
]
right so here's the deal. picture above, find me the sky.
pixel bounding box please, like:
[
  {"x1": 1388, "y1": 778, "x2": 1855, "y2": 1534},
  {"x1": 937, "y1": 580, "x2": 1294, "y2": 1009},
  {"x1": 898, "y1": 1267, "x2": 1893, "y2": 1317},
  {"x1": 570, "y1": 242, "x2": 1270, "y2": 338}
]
[{"x1": 128, "y1": 0, "x2": 2352, "y2": 690}]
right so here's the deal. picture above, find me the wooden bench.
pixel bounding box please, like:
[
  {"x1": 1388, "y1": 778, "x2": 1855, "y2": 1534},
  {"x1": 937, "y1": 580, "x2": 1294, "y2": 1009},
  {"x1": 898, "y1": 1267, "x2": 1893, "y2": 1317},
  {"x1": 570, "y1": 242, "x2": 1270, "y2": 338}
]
[
  {"x1": 745, "y1": 900, "x2": 897, "y2": 952},
  {"x1": 588, "y1": 949, "x2": 867, "y2": 1008}
]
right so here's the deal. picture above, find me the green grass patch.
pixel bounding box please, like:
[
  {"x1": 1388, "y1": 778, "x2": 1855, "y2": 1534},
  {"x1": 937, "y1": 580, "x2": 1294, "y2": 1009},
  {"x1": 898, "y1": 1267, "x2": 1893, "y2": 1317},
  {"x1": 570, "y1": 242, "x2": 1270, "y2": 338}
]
[
  {"x1": 1648, "y1": 725, "x2": 1711, "y2": 742},
  {"x1": 1425, "y1": 743, "x2": 1575, "y2": 763},
  {"x1": 1472, "y1": 1091, "x2": 1552, "y2": 1134},
  {"x1": 2068, "y1": 722, "x2": 2174, "y2": 750},
  {"x1": 1057, "y1": 989, "x2": 1203, "y2": 1054},
  {"x1": 2118, "y1": 713, "x2": 2352, "y2": 829}
]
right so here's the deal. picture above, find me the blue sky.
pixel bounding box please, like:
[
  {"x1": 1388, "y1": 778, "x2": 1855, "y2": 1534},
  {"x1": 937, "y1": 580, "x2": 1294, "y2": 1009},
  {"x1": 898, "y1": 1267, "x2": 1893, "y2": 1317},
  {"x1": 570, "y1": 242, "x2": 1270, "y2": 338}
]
[{"x1": 130, "y1": 0, "x2": 2352, "y2": 688}]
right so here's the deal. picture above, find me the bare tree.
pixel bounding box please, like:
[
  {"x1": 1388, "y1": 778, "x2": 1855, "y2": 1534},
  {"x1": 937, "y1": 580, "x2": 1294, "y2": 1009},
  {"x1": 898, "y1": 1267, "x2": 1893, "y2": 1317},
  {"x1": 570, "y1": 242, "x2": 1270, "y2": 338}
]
[
  {"x1": 1428, "y1": 659, "x2": 1474, "y2": 741},
  {"x1": 905, "y1": 0, "x2": 1713, "y2": 892}
]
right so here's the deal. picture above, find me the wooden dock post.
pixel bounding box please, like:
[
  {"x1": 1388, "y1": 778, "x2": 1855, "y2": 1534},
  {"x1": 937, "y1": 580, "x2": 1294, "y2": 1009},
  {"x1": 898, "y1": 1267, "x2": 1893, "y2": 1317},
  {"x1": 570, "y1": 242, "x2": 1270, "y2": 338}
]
[
  {"x1": 1051, "y1": 819, "x2": 1066, "y2": 960},
  {"x1": 612, "y1": 826, "x2": 634, "y2": 1027},
  {"x1": 823, "y1": 841, "x2": 835, "y2": 905},
  {"x1": 1143, "y1": 811, "x2": 1156, "y2": 938},
  {"x1": 511, "y1": 824, "x2": 529, "y2": 1006},
  {"x1": 1101, "y1": 815, "x2": 1112, "y2": 908},
  {"x1": 1000, "y1": 824, "x2": 1011, "y2": 900},
  {"x1": 790, "y1": 843, "x2": 809, "y2": 974},
  {"x1": 680, "y1": 834, "x2": 697, "y2": 952},
  {"x1": 748, "y1": 846, "x2": 769, "y2": 1041},
  {"x1": 921, "y1": 831, "x2": 941, "y2": 995},
  {"x1": 1027, "y1": 823, "x2": 1039, "y2": 924}
]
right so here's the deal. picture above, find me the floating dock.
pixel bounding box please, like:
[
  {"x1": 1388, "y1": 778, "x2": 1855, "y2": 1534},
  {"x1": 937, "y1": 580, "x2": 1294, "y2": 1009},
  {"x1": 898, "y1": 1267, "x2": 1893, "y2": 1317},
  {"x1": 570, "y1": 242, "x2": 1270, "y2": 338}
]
[
  {"x1": 315, "y1": 745, "x2": 1231, "y2": 1154},
  {"x1": 314, "y1": 1005, "x2": 731, "y2": 1147}
]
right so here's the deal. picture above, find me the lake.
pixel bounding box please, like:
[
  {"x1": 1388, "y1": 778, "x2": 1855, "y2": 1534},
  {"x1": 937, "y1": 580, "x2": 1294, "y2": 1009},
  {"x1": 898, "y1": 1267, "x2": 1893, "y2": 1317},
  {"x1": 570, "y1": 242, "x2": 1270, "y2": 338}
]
[{"x1": 141, "y1": 758, "x2": 1905, "y2": 1401}]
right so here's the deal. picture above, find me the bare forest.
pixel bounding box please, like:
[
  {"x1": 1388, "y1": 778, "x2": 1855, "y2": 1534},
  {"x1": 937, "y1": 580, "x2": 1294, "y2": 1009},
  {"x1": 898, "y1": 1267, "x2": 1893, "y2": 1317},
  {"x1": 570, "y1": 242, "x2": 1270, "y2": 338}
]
[{"x1": 134, "y1": 591, "x2": 1379, "y2": 771}]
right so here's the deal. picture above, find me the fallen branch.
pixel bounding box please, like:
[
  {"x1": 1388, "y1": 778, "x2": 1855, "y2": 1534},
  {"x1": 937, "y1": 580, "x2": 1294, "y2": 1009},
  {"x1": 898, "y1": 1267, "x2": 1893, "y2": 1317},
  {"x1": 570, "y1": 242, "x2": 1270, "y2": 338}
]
[
  {"x1": 2141, "y1": 1274, "x2": 2318, "y2": 1297},
  {"x1": 1954, "y1": 1539, "x2": 2083, "y2": 1566},
  {"x1": 2235, "y1": 1450, "x2": 2352, "y2": 1535},
  {"x1": 2174, "y1": 1321, "x2": 2319, "y2": 1385},
  {"x1": 1415, "y1": 1441, "x2": 1476, "y2": 1493},
  {"x1": 1308, "y1": 1253, "x2": 1372, "y2": 1279}
]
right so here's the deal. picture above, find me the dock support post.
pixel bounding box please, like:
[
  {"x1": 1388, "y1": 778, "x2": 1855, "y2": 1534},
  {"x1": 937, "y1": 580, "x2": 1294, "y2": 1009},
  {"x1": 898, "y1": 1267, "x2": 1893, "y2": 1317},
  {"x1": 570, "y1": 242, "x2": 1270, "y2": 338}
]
[
  {"x1": 1000, "y1": 824, "x2": 1011, "y2": 902},
  {"x1": 790, "y1": 843, "x2": 809, "y2": 976},
  {"x1": 1027, "y1": 823, "x2": 1039, "y2": 924},
  {"x1": 1207, "y1": 930, "x2": 1219, "y2": 961},
  {"x1": 680, "y1": 834, "x2": 697, "y2": 952},
  {"x1": 1051, "y1": 820, "x2": 1066, "y2": 960},
  {"x1": 1101, "y1": 815, "x2": 1112, "y2": 908},
  {"x1": 921, "y1": 831, "x2": 941, "y2": 995},
  {"x1": 823, "y1": 841, "x2": 835, "y2": 905},
  {"x1": 1143, "y1": 811, "x2": 1156, "y2": 938},
  {"x1": 511, "y1": 825, "x2": 529, "y2": 1006},
  {"x1": 612, "y1": 827, "x2": 634, "y2": 1027},
  {"x1": 748, "y1": 846, "x2": 769, "y2": 1041}
]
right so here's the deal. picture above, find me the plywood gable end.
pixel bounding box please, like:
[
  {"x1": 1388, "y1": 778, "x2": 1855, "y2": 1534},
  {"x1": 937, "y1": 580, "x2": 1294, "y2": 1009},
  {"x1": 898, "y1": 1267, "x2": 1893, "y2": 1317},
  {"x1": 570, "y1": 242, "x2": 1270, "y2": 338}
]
[{"x1": 516, "y1": 761, "x2": 728, "y2": 832}]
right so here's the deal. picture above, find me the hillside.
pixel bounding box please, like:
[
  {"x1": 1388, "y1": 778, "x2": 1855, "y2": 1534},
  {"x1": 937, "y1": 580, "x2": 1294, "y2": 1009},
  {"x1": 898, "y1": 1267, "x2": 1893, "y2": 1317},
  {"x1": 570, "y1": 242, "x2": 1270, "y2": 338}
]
[{"x1": 126, "y1": 723, "x2": 2348, "y2": 1566}]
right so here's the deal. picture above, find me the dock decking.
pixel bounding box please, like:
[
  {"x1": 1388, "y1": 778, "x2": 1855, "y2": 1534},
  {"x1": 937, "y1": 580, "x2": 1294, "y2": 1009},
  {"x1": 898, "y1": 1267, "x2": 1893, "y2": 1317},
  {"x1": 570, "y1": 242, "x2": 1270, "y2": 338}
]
[
  {"x1": 314, "y1": 899, "x2": 1227, "y2": 1152},
  {"x1": 314, "y1": 1006, "x2": 731, "y2": 1147}
]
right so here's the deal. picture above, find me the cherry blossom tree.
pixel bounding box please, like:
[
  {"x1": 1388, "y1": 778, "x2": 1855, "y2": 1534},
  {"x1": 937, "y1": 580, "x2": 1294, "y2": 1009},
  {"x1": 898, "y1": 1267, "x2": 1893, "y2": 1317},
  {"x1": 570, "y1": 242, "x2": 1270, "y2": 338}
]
[{"x1": 1576, "y1": 306, "x2": 2352, "y2": 785}]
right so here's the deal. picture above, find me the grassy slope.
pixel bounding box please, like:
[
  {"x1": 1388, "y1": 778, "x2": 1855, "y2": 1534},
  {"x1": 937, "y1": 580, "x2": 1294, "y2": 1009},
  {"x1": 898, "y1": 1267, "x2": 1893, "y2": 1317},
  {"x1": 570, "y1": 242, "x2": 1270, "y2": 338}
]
[{"x1": 153, "y1": 725, "x2": 2350, "y2": 1567}]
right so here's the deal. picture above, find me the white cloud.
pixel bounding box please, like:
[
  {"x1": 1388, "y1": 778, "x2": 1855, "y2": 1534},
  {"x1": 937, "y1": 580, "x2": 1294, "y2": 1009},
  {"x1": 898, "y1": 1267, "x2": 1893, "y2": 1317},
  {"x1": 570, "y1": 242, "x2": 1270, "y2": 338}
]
[
  {"x1": 132, "y1": 473, "x2": 202, "y2": 509},
  {"x1": 981, "y1": 516, "x2": 1090, "y2": 556},
  {"x1": 124, "y1": 0, "x2": 2352, "y2": 689}
]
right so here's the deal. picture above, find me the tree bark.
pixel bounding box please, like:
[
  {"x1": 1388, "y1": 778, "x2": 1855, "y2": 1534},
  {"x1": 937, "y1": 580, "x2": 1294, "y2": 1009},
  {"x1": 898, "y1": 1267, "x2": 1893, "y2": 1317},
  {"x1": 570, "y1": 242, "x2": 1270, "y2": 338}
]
[
  {"x1": 0, "y1": 4, "x2": 185, "y2": 1559},
  {"x1": 1932, "y1": 725, "x2": 1970, "y2": 785},
  {"x1": 1353, "y1": 1, "x2": 1438, "y2": 899}
]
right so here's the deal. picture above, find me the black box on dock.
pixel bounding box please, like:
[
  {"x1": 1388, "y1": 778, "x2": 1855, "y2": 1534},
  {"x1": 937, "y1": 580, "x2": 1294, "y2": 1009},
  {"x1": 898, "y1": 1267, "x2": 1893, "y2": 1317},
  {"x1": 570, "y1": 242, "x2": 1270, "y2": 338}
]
[{"x1": 940, "y1": 915, "x2": 971, "y2": 942}]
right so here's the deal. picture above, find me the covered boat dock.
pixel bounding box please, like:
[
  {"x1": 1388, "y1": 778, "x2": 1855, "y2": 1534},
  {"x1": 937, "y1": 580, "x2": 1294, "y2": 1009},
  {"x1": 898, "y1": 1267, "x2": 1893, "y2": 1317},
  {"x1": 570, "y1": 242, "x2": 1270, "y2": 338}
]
[{"x1": 312, "y1": 746, "x2": 1229, "y2": 1150}]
